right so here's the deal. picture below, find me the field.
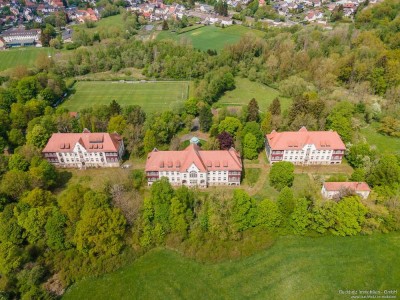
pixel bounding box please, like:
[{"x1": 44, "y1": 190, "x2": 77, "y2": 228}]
[
  {"x1": 61, "y1": 81, "x2": 189, "y2": 113},
  {"x1": 63, "y1": 233, "x2": 400, "y2": 300},
  {"x1": 0, "y1": 47, "x2": 55, "y2": 71},
  {"x1": 157, "y1": 25, "x2": 265, "y2": 52},
  {"x1": 360, "y1": 124, "x2": 400, "y2": 154},
  {"x1": 218, "y1": 77, "x2": 291, "y2": 112},
  {"x1": 72, "y1": 14, "x2": 125, "y2": 34}
]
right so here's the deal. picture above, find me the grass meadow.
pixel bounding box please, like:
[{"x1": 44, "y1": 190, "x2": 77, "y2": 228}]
[
  {"x1": 218, "y1": 77, "x2": 291, "y2": 112},
  {"x1": 63, "y1": 232, "x2": 400, "y2": 300},
  {"x1": 61, "y1": 81, "x2": 189, "y2": 113},
  {"x1": 0, "y1": 47, "x2": 55, "y2": 71},
  {"x1": 360, "y1": 124, "x2": 400, "y2": 155},
  {"x1": 157, "y1": 25, "x2": 265, "y2": 52}
]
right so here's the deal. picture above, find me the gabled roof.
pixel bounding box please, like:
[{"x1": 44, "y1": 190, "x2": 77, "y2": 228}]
[
  {"x1": 323, "y1": 182, "x2": 371, "y2": 192},
  {"x1": 266, "y1": 127, "x2": 346, "y2": 150},
  {"x1": 42, "y1": 131, "x2": 122, "y2": 153},
  {"x1": 145, "y1": 144, "x2": 242, "y2": 172}
]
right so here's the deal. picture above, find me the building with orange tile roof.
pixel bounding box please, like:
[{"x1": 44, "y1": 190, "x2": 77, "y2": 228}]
[
  {"x1": 321, "y1": 182, "x2": 371, "y2": 199},
  {"x1": 265, "y1": 127, "x2": 346, "y2": 165},
  {"x1": 145, "y1": 139, "x2": 242, "y2": 187},
  {"x1": 42, "y1": 130, "x2": 124, "y2": 168}
]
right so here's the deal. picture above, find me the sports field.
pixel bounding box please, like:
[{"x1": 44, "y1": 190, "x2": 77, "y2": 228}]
[
  {"x1": 61, "y1": 81, "x2": 189, "y2": 113},
  {"x1": 63, "y1": 233, "x2": 400, "y2": 300},
  {"x1": 157, "y1": 25, "x2": 265, "y2": 51},
  {"x1": 0, "y1": 47, "x2": 55, "y2": 71},
  {"x1": 218, "y1": 77, "x2": 292, "y2": 112}
]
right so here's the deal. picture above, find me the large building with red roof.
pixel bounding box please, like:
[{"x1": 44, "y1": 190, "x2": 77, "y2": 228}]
[
  {"x1": 42, "y1": 130, "x2": 124, "y2": 168},
  {"x1": 321, "y1": 182, "x2": 371, "y2": 199},
  {"x1": 145, "y1": 141, "x2": 242, "y2": 187},
  {"x1": 265, "y1": 127, "x2": 346, "y2": 165}
]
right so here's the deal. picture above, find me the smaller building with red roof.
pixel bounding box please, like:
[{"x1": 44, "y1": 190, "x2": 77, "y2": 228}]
[
  {"x1": 322, "y1": 182, "x2": 371, "y2": 199},
  {"x1": 42, "y1": 129, "x2": 124, "y2": 168},
  {"x1": 145, "y1": 139, "x2": 242, "y2": 187},
  {"x1": 265, "y1": 127, "x2": 346, "y2": 165}
]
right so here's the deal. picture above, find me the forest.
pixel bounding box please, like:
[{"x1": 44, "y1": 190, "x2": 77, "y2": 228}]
[{"x1": 0, "y1": 0, "x2": 399, "y2": 298}]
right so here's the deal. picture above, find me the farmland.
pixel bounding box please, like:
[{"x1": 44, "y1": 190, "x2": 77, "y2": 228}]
[
  {"x1": 0, "y1": 47, "x2": 55, "y2": 71},
  {"x1": 61, "y1": 81, "x2": 189, "y2": 113},
  {"x1": 63, "y1": 233, "x2": 400, "y2": 300},
  {"x1": 218, "y1": 77, "x2": 291, "y2": 112},
  {"x1": 157, "y1": 25, "x2": 265, "y2": 52}
]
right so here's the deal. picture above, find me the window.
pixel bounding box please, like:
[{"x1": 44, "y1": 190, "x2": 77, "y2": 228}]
[{"x1": 190, "y1": 171, "x2": 197, "y2": 178}]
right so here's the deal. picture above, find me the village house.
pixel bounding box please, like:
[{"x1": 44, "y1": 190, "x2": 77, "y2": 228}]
[
  {"x1": 42, "y1": 129, "x2": 125, "y2": 168},
  {"x1": 265, "y1": 127, "x2": 346, "y2": 165},
  {"x1": 145, "y1": 138, "x2": 242, "y2": 187},
  {"x1": 321, "y1": 182, "x2": 371, "y2": 199}
]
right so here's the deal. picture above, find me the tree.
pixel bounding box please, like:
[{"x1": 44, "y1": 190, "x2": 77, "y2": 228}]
[
  {"x1": 256, "y1": 198, "x2": 282, "y2": 229},
  {"x1": 331, "y1": 196, "x2": 368, "y2": 236},
  {"x1": 0, "y1": 242, "x2": 23, "y2": 275},
  {"x1": 231, "y1": 190, "x2": 257, "y2": 232},
  {"x1": 27, "y1": 124, "x2": 51, "y2": 149},
  {"x1": 184, "y1": 98, "x2": 199, "y2": 116},
  {"x1": 290, "y1": 198, "x2": 311, "y2": 235},
  {"x1": 40, "y1": 24, "x2": 56, "y2": 47},
  {"x1": 218, "y1": 116, "x2": 242, "y2": 137},
  {"x1": 260, "y1": 111, "x2": 272, "y2": 135},
  {"x1": 169, "y1": 197, "x2": 188, "y2": 238},
  {"x1": 269, "y1": 97, "x2": 281, "y2": 115},
  {"x1": 367, "y1": 154, "x2": 400, "y2": 188},
  {"x1": 8, "y1": 153, "x2": 29, "y2": 171},
  {"x1": 45, "y1": 207, "x2": 67, "y2": 250},
  {"x1": 346, "y1": 143, "x2": 376, "y2": 169},
  {"x1": 143, "y1": 129, "x2": 157, "y2": 154},
  {"x1": 131, "y1": 170, "x2": 145, "y2": 190},
  {"x1": 217, "y1": 131, "x2": 234, "y2": 150},
  {"x1": 107, "y1": 115, "x2": 127, "y2": 133},
  {"x1": 17, "y1": 76, "x2": 40, "y2": 102},
  {"x1": 247, "y1": 98, "x2": 260, "y2": 122},
  {"x1": 73, "y1": 192, "x2": 126, "y2": 257},
  {"x1": 269, "y1": 162, "x2": 295, "y2": 191},
  {"x1": 162, "y1": 20, "x2": 169, "y2": 31},
  {"x1": 241, "y1": 121, "x2": 264, "y2": 150},
  {"x1": 277, "y1": 187, "x2": 295, "y2": 220},
  {"x1": 199, "y1": 105, "x2": 213, "y2": 132},
  {"x1": 29, "y1": 160, "x2": 58, "y2": 189},
  {"x1": 326, "y1": 101, "x2": 354, "y2": 143},
  {"x1": 0, "y1": 170, "x2": 30, "y2": 199},
  {"x1": 109, "y1": 100, "x2": 122, "y2": 116},
  {"x1": 243, "y1": 133, "x2": 258, "y2": 160},
  {"x1": 379, "y1": 116, "x2": 400, "y2": 137}
]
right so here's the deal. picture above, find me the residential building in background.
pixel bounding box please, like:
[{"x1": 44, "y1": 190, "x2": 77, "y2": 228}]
[
  {"x1": 145, "y1": 138, "x2": 242, "y2": 187},
  {"x1": 42, "y1": 129, "x2": 124, "y2": 168},
  {"x1": 1, "y1": 28, "x2": 41, "y2": 47},
  {"x1": 321, "y1": 182, "x2": 371, "y2": 199},
  {"x1": 265, "y1": 127, "x2": 346, "y2": 165}
]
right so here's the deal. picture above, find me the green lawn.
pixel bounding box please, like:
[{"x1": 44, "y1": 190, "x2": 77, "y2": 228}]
[
  {"x1": 63, "y1": 233, "x2": 400, "y2": 300},
  {"x1": 157, "y1": 25, "x2": 265, "y2": 52},
  {"x1": 361, "y1": 124, "x2": 400, "y2": 155},
  {"x1": 0, "y1": 47, "x2": 55, "y2": 71},
  {"x1": 72, "y1": 14, "x2": 125, "y2": 34},
  {"x1": 218, "y1": 77, "x2": 291, "y2": 112},
  {"x1": 61, "y1": 81, "x2": 189, "y2": 113}
]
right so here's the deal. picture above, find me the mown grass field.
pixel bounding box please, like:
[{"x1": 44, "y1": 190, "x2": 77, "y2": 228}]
[
  {"x1": 218, "y1": 77, "x2": 291, "y2": 112},
  {"x1": 63, "y1": 233, "x2": 400, "y2": 300},
  {"x1": 361, "y1": 123, "x2": 400, "y2": 154},
  {"x1": 0, "y1": 47, "x2": 55, "y2": 71},
  {"x1": 157, "y1": 25, "x2": 265, "y2": 51},
  {"x1": 72, "y1": 14, "x2": 125, "y2": 34},
  {"x1": 61, "y1": 81, "x2": 189, "y2": 113}
]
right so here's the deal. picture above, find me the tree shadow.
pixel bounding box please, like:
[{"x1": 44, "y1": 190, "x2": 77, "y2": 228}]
[{"x1": 57, "y1": 171, "x2": 73, "y2": 188}]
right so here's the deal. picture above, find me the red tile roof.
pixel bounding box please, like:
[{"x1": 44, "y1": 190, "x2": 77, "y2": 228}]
[
  {"x1": 323, "y1": 182, "x2": 371, "y2": 192},
  {"x1": 266, "y1": 127, "x2": 346, "y2": 151},
  {"x1": 145, "y1": 144, "x2": 242, "y2": 172},
  {"x1": 42, "y1": 131, "x2": 122, "y2": 153}
]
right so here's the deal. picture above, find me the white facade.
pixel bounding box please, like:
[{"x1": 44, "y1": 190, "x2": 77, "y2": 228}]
[
  {"x1": 267, "y1": 143, "x2": 345, "y2": 165},
  {"x1": 321, "y1": 185, "x2": 370, "y2": 199}
]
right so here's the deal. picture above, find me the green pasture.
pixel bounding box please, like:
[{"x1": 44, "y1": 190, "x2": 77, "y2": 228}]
[
  {"x1": 157, "y1": 25, "x2": 265, "y2": 51},
  {"x1": 218, "y1": 77, "x2": 291, "y2": 112},
  {"x1": 61, "y1": 81, "x2": 189, "y2": 113},
  {"x1": 0, "y1": 47, "x2": 55, "y2": 71},
  {"x1": 63, "y1": 232, "x2": 400, "y2": 300}
]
